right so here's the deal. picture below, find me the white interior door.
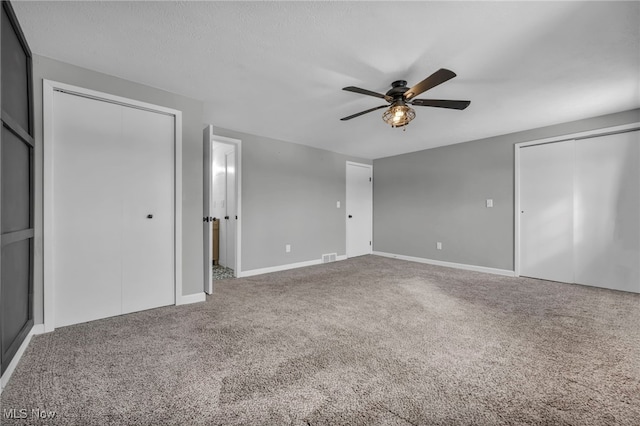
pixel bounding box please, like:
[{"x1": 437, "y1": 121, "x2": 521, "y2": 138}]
[
  {"x1": 121, "y1": 107, "x2": 174, "y2": 313},
  {"x1": 52, "y1": 91, "x2": 174, "y2": 327},
  {"x1": 520, "y1": 141, "x2": 575, "y2": 283},
  {"x1": 346, "y1": 162, "x2": 372, "y2": 258},
  {"x1": 226, "y1": 150, "x2": 236, "y2": 271},
  {"x1": 53, "y1": 91, "x2": 123, "y2": 327}
]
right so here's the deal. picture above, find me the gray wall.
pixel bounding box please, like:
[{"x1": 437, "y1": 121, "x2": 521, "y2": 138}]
[
  {"x1": 373, "y1": 109, "x2": 640, "y2": 271},
  {"x1": 32, "y1": 55, "x2": 204, "y2": 323},
  {"x1": 206, "y1": 126, "x2": 371, "y2": 271}
]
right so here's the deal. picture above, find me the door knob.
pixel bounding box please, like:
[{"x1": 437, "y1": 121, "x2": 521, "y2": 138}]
[
  {"x1": 348, "y1": 215, "x2": 353, "y2": 218},
  {"x1": 147, "y1": 214, "x2": 153, "y2": 219}
]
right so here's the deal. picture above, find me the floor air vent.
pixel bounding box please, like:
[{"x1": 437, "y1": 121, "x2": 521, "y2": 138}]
[{"x1": 322, "y1": 253, "x2": 337, "y2": 263}]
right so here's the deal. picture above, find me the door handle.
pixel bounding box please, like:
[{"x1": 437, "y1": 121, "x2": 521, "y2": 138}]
[
  {"x1": 348, "y1": 215, "x2": 353, "y2": 218},
  {"x1": 224, "y1": 216, "x2": 230, "y2": 220},
  {"x1": 147, "y1": 214, "x2": 154, "y2": 219}
]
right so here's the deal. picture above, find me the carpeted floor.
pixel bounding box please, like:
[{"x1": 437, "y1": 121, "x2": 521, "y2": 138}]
[{"x1": 2, "y1": 255, "x2": 639, "y2": 425}]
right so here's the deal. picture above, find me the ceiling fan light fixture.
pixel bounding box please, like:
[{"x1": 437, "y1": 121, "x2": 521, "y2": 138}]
[{"x1": 383, "y1": 104, "x2": 415, "y2": 128}]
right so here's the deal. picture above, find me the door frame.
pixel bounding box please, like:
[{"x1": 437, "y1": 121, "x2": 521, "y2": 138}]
[
  {"x1": 43, "y1": 80, "x2": 183, "y2": 332},
  {"x1": 514, "y1": 122, "x2": 640, "y2": 277},
  {"x1": 203, "y1": 126, "x2": 241, "y2": 294},
  {"x1": 345, "y1": 161, "x2": 373, "y2": 258}
]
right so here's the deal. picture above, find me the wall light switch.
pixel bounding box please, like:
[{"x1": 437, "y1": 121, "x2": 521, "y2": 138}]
[
  {"x1": 486, "y1": 199, "x2": 494, "y2": 208},
  {"x1": 336, "y1": 201, "x2": 341, "y2": 208},
  {"x1": 436, "y1": 242, "x2": 442, "y2": 250},
  {"x1": 285, "y1": 244, "x2": 291, "y2": 253}
]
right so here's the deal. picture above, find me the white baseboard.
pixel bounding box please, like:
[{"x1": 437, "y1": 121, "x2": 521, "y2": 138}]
[
  {"x1": 372, "y1": 251, "x2": 516, "y2": 277},
  {"x1": 239, "y1": 255, "x2": 347, "y2": 278},
  {"x1": 177, "y1": 292, "x2": 206, "y2": 305},
  {"x1": 1, "y1": 324, "x2": 45, "y2": 393}
]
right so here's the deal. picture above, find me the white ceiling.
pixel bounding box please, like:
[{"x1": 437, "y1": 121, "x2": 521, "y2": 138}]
[{"x1": 12, "y1": 1, "x2": 640, "y2": 159}]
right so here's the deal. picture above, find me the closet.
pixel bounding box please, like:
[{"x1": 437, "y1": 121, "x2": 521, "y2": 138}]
[
  {"x1": 49, "y1": 88, "x2": 176, "y2": 328},
  {"x1": 519, "y1": 129, "x2": 639, "y2": 293}
]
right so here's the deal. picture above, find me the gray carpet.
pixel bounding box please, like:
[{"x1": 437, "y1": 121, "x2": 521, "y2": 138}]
[{"x1": 2, "y1": 255, "x2": 639, "y2": 425}]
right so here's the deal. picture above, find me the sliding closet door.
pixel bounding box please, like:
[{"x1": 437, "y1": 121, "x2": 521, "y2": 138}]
[
  {"x1": 520, "y1": 130, "x2": 639, "y2": 293},
  {"x1": 1, "y1": 0, "x2": 34, "y2": 374},
  {"x1": 519, "y1": 141, "x2": 574, "y2": 283},
  {"x1": 574, "y1": 131, "x2": 639, "y2": 293},
  {"x1": 52, "y1": 90, "x2": 175, "y2": 328}
]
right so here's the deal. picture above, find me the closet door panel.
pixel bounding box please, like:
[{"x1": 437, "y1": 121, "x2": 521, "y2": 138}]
[
  {"x1": 52, "y1": 92, "x2": 124, "y2": 327},
  {"x1": 1, "y1": 0, "x2": 34, "y2": 374},
  {"x1": 1, "y1": 239, "x2": 29, "y2": 358},
  {"x1": 1, "y1": 126, "x2": 30, "y2": 233},
  {"x1": 121, "y1": 107, "x2": 174, "y2": 314},
  {"x1": 574, "y1": 131, "x2": 640, "y2": 293},
  {"x1": 1, "y1": 4, "x2": 30, "y2": 131},
  {"x1": 520, "y1": 141, "x2": 574, "y2": 283}
]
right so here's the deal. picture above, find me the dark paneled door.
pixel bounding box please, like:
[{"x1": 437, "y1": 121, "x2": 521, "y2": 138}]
[{"x1": 0, "y1": 0, "x2": 34, "y2": 375}]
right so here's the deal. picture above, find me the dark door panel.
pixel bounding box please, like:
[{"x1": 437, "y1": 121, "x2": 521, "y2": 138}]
[
  {"x1": 0, "y1": 0, "x2": 34, "y2": 375},
  {"x1": 1, "y1": 126, "x2": 31, "y2": 233},
  {"x1": 1, "y1": 3, "x2": 30, "y2": 132},
  {"x1": 1, "y1": 239, "x2": 32, "y2": 369}
]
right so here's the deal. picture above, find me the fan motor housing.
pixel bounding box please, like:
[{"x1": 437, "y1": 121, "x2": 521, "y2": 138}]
[{"x1": 387, "y1": 80, "x2": 409, "y2": 98}]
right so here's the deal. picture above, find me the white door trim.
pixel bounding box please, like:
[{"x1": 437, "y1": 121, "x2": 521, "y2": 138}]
[
  {"x1": 204, "y1": 127, "x2": 242, "y2": 286},
  {"x1": 513, "y1": 122, "x2": 640, "y2": 277},
  {"x1": 43, "y1": 79, "x2": 183, "y2": 332},
  {"x1": 345, "y1": 161, "x2": 373, "y2": 258}
]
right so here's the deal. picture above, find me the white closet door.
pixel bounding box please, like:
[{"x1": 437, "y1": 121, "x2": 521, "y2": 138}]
[
  {"x1": 53, "y1": 91, "x2": 124, "y2": 327},
  {"x1": 520, "y1": 141, "x2": 575, "y2": 283},
  {"x1": 52, "y1": 91, "x2": 175, "y2": 327},
  {"x1": 121, "y1": 107, "x2": 175, "y2": 313},
  {"x1": 574, "y1": 131, "x2": 640, "y2": 292}
]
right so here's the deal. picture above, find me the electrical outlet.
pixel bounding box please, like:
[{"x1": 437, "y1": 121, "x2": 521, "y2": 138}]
[
  {"x1": 285, "y1": 244, "x2": 291, "y2": 253},
  {"x1": 436, "y1": 242, "x2": 442, "y2": 250},
  {"x1": 486, "y1": 199, "x2": 494, "y2": 208},
  {"x1": 336, "y1": 201, "x2": 341, "y2": 208}
]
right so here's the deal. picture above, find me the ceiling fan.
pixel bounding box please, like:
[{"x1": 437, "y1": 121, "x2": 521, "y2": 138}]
[{"x1": 340, "y1": 68, "x2": 470, "y2": 129}]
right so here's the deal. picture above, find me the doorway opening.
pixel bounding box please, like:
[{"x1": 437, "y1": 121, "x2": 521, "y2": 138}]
[{"x1": 203, "y1": 127, "x2": 241, "y2": 294}]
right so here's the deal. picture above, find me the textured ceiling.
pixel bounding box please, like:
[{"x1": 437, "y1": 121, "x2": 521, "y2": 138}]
[{"x1": 12, "y1": 1, "x2": 640, "y2": 159}]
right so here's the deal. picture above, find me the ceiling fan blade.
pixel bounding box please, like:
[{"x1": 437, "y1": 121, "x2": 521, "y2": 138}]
[
  {"x1": 343, "y1": 86, "x2": 392, "y2": 102},
  {"x1": 404, "y1": 69, "x2": 457, "y2": 101},
  {"x1": 340, "y1": 105, "x2": 389, "y2": 121},
  {"x1": 410, "y1": 99, "x2": 471, "y2": 110}
]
